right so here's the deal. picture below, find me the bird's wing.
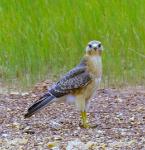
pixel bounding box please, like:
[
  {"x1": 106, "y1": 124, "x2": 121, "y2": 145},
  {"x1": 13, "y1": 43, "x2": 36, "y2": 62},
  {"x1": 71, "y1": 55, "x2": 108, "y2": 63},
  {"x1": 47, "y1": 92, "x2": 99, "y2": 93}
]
[{"x1": 49, "y1": 66, "x2": 92, "y2": 97}]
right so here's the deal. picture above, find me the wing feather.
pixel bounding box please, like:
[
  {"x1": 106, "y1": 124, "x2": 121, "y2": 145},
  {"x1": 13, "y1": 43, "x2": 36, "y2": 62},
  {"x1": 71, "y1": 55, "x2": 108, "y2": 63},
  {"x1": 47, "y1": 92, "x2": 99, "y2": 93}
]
[{"x1": 49, "y1": 66, "x2": 91, "y2": 97}]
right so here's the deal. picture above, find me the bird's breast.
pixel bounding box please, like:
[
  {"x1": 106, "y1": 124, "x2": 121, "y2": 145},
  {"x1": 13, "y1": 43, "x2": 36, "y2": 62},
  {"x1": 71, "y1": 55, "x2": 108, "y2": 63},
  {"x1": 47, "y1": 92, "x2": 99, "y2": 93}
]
[{"x1": 88, "y1": 56, "x2": 102, "y2": 78}]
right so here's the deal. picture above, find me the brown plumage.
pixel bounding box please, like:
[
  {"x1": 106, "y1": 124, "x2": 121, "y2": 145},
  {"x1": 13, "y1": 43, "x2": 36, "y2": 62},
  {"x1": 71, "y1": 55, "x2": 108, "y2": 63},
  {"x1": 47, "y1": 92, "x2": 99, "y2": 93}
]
[{"x1": 24, "y1": 40, "x2": 103, "y2": 128}]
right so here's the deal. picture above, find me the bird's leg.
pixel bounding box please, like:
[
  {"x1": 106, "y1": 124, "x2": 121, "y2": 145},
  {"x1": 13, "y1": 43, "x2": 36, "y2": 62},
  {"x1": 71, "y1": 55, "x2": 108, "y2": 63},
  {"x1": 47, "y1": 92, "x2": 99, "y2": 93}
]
[{"x1": 81, "y1": 111, "x2": 89, "y2": 128}]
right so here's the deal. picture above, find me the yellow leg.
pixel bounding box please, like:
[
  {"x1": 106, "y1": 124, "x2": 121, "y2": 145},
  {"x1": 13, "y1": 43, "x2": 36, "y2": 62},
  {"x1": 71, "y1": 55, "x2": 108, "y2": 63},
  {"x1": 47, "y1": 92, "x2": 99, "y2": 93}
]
[{"x1": 81, "y1": 111, "x2": 89, "y2": 128}]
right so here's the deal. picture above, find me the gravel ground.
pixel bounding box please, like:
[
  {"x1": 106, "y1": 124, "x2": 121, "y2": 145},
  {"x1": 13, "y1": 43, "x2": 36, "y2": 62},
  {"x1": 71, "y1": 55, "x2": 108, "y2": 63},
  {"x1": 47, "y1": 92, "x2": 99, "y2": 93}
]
[{"x1": 0, "y1": 81, "x2": 145, "y2": 150}]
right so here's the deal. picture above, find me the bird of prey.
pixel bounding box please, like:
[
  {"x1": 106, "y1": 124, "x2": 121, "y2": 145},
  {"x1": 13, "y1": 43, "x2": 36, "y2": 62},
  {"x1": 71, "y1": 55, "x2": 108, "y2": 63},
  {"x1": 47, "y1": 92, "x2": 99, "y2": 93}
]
[{"x1": 24, "y1": 40, "x2": 103, "y2": 128}]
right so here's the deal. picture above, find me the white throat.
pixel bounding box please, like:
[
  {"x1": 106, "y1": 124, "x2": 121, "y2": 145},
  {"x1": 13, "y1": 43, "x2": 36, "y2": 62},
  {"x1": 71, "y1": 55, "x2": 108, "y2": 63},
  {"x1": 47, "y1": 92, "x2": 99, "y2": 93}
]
[
  {"x1": 90, "y1": 55, "x2": 102, "y2": 78},
  {"x1": 91, "y1": 55, "x2": 102, "y2": 69}
]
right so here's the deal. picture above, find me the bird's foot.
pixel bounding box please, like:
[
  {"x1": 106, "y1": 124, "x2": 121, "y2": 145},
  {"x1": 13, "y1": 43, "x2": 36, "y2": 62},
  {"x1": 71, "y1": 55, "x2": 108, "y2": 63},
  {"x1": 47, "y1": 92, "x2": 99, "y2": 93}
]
[
  {"x1": 83, "y1": 123, "x2": 90, "y2": 128},
  {"x1": 80, "y1": 111, "x2": 98, "y2": 128},
  {"x1": 79, "y1": 122, "x2": 90, "y2": 128},
  {"x1": 79, "y1": 122, "x2": 97, "y2": 128}
]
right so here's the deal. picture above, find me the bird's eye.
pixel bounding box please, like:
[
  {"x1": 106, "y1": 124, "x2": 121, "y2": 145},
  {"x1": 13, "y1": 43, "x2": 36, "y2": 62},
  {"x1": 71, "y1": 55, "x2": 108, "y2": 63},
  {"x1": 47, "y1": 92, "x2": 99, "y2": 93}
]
[
  {"x1": 88, "y1": 44, "x2": 92, "y2": 48},
  {"x1": 98, "y1": 43, "x2": 101, "y2": 48}
]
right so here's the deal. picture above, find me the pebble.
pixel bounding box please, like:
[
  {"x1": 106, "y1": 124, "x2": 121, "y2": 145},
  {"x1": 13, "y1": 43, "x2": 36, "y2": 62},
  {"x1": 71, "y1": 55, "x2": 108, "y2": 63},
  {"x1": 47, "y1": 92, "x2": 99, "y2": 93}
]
[
  {"x1": 53, "y1": 135, "x2": 63, "y2": 140},
  {"x1": 86, "y1": 141, "x2": 98, "y2": 149},
  {"x1": 10, "y1": 91, "x2": 20, "y2": 96},
  {"x1": 1, "y1": 133, "x2": 9, "y2": 138},
  {"x1": 9, "y1": 138, "x2": 28, "y2": 145},
  {"x1": 49, "y1": 121, "x2": 62, "y2": 130},
  {"x1": 66, "y1": 139, "x2": 87, "y2": 150},
  {"x1": 12, "y1": 122, "x2": 20, "y2": 129},
  {"x1": 23, "y1": 126, "x2": 35, "y2": 134},
  {"x1": 21, "y1": 92, "x2": 29, "y2": 96}
]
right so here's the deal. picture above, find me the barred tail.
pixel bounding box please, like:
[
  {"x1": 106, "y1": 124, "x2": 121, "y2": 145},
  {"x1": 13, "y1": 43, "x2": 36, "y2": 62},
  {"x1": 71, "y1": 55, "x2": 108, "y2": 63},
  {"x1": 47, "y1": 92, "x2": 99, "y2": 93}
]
[{"x1": 24, "y1": 93, "x2": 55, "y2": 118}]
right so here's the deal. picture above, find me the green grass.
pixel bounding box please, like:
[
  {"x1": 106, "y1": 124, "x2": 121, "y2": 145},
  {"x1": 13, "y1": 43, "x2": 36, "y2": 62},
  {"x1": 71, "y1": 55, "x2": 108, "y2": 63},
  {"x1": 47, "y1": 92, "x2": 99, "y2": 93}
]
[{"x1": 0, "y1": 0, "x2": 145, "y2": 88}]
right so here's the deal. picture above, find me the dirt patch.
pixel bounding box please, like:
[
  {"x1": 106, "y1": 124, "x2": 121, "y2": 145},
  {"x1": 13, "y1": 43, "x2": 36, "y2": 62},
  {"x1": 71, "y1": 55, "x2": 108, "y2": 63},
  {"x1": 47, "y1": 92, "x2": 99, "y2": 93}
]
[{"x1": 0, "y1": 82, "x2": 145, "y2": 149}]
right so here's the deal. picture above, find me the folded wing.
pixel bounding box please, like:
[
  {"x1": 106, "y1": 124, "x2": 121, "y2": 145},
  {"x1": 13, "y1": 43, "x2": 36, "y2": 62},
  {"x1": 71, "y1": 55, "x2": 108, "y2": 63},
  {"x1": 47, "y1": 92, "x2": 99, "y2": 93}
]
[{"x1": 49, "y1": 66, "x2": 92, "y2": 97}]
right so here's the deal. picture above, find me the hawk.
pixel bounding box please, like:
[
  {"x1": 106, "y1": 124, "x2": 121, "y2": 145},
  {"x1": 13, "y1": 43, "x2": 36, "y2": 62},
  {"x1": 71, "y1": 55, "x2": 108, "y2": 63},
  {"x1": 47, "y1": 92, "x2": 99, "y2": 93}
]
[{"x1": 24, "y1": 40, "x2": 103, "y2": 128}]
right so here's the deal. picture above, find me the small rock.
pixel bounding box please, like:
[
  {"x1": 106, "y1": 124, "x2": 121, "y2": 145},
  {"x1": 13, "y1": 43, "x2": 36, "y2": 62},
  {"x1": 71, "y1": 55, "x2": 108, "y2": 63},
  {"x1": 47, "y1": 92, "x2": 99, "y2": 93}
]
[
  {"x1": 77, "y1": 127, "x2": 81, "y2": 130},
  {"x1": 31, "y1": 94, "x2": 37, "y2": 98},
  {"x1": 19, "y1": 138, "x2": 28, "y2": 145},
  {"x1": 116, "y1": 98, "x2": 123, "y2": 102},
  {"x1": 0, "y1": 139, "x2": 3, "y2": 144},
  {"x1": 116, "y1": 112, "x2": 123, "y2": 118},
  {"x1": 95, "y1": 134, "x2": 100, "y2": 138},
  {"x1": 53, "y1": 135, "x2": 63, "y2": 140},
  {"x1": 23, "y1": 126, "x2": 35, "y2": 134},
  {"x1": 129, "y1": 116, "x2": 135, "y2": 122},
  {"x1": 86, "y1": 141, "x2": 98, "y2": 149},
  {"x1": 7, "y1": 108, "x2": 11, "y2": 112},
  {"x1": 66, "y1": 139, "x2": 86, "y2": 150},
  {"x1": 12, "y1": 122, "x2": 20, "y2": 129},
  {"x1": 100, "y1": 143, "x2": 107, "y2": 150},
  {"x1": 9, "y1": 138, "x2": 28, "y2": 145},
  {"x1": 18, "y1": 146, "x2": 23, "y2": 150},
  {"x1": 72, "y1": 130, "x2": 79, "y2": 136},
  {"x1": 23, "y1": 126, "x2": 30, "y2": 130},
  {"x1": 21, "y1": 92, "x2": 29, "y2": 96},
  {"x1": 10, "y1": 91, "x2": 20, "y2": 96},
  {"x1": 49, "y1": 121, "x2": 62, "y2": 130},
  {"x1": 1, "y1": 133, "x2": 9, "y2": 138},
  {"x1": 96, "y1": 130, "x2": 105, "y2": 135}
]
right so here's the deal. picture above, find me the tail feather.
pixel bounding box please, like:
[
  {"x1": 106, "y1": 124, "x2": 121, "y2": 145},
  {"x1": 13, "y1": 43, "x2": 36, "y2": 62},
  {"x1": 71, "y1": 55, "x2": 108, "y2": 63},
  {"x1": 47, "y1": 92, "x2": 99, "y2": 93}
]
[{"x1": 24, "y1": 93, "x2": 55, "y2": 118}]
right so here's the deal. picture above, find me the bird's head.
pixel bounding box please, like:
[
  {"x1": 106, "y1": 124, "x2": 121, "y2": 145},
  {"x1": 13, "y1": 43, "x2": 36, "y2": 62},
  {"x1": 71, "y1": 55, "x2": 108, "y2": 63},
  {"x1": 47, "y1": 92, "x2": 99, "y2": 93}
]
[{"x1": 85, "y1": 40, "x2": 103, "y2": 56}]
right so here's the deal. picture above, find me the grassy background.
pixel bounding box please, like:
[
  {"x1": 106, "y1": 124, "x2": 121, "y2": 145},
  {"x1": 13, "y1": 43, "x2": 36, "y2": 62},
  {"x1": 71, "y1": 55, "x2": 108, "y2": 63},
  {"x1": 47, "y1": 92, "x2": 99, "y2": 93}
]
[{"x1": 0, "y1": 0, "x2": 145, "y2": 89}]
